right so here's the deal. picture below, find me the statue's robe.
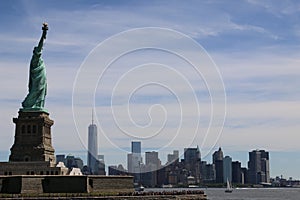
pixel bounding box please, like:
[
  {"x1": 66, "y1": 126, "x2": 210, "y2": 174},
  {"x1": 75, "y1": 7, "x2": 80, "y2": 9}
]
[{"x1": 22, "y1": 46, "x2": 47, "y2": 109}]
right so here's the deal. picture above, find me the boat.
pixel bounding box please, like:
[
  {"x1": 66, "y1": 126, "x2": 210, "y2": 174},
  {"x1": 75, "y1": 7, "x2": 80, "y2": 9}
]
[
  {"x1": 225, "y1": 178, "x2": 233, "y2": 193},
  {"x1": 188, "y1": 185, "x2": 200, "y2": 188},
  {"x1": 134, "y1": 185, "x2": 144, "y2": 192},
  {"x1": 162, "y1": 184, "x2": 173, "y2": 188}
]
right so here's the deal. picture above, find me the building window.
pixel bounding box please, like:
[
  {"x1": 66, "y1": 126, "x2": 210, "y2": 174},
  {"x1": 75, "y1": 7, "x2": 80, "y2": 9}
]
[
  {"x1": 8, "y1": 172, "x2": 12, "y2": 175},
  {"x1": 26, "y1": 171, "x2": 30, "y2": 175},
  {"x1": 27, "y1": 125, "x2": 31, "y2": 134},
  {"x1": 55, "y1": 171, "x2": 58, "y2": 175},
  {"x1": 40, "y1": 171, "x2": 44, "y2": 175},
  {"x1": 31, "y1": 171, "x2": 34, "y2": 175},
  {"x1": 51, "y1": 171, "x2": 54, "y2": 175},
  {"x1": 21, "y1": 125, "x2": 25, "y2": 134},
  {"x1": 46, "y1": 171, "x2": 49, "y2": 175},
  {"x1": 32, "y1": 125, "x2": 36, "y2": 134},
  {"x1": 24, "y1": 156, "x2": 30, "y2": 162},
  {"x1": 4, "y1": 172, "x2": 7, "y2": 175}
]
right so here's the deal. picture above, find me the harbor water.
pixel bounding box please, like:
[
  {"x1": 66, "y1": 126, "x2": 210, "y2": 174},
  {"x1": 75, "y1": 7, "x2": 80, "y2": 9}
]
[{"x1": 146, "y1": 187, "x2": 300, "y2": 200}]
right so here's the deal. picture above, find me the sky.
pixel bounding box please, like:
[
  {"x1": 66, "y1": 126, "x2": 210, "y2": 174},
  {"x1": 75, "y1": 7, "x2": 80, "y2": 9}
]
[{"x1": 0, "y1": 0, "x2": 300, "y2": 179}]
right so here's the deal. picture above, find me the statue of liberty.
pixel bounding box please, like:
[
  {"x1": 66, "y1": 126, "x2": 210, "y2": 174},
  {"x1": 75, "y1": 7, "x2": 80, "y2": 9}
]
[{"x1": 21, "y1": 23, "x2": 48, "y2": 112}]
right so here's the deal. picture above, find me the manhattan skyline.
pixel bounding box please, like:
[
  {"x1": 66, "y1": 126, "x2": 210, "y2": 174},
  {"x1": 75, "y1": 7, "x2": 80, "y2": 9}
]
[{"x1": 0, "y1": 1, "x2": 300, "y2": 180}]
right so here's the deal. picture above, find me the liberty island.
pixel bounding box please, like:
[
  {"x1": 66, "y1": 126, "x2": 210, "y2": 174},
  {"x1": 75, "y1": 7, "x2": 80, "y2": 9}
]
[
  {"x1": 0, "y1": 24, "x2": 135, "y2": 196},
  {"x1": 0, "y1": 24, "x2": 207, "y2": 199}
]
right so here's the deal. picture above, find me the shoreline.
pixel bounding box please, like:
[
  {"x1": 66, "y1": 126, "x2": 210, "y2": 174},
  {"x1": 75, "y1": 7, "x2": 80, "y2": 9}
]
[{"x1": 0, "y1": 190, "x2": 207, "y2": 200}]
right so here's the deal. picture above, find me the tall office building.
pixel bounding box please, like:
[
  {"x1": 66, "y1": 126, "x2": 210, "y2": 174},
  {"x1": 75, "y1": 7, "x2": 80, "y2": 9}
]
[
  {"x1": 247, "y1": 149, "x2": 270, "y2": 184},
  {"x1": 145, "y1": 151, "x2": 161, "y2": 170},
  {"x1": 183, "y1": 146, "x2": 201, "y2": 184},
  {"x1": 184, "y1": 146, "x2": 201, "y2": 163},
  {"x1": 56, "y1": 154, "x2": 65, "y2": 164},
  {"x1": 87, "y1": 114, "x2": 98, "y2": 174},
  {"x1": 213, "y1": 147, "x2": 224, "y2": 183},
  {"x1": 241, "y1": 167, "x2": 248, "y2": 184},
  {"x1": 144, "y1": 151, "x2": 161, "y2": 187},
  {"x1": 232, "y1": 161, "x2": 242, "y2": 184},
  {"x1": 167, "y1": 150, "x2": 179, "y2": 163},
  {"x1": 96, "y1": 154, "x2": 106, "y2": 175},
  {"x1": 212, "y1": 147, "x2": 223, "y2": 164},
  {"x1": 260, "y1": 150, "x2": 270, "y2": 183},
  {"x1": 131, "y1": 141, "x2": 141, "y2": 154},
  {"x1": 127, "y1": 141, "x2": 142, "y2": 173},
  {"x1": 223, "y1": 156, "x2": 232, "y2": 183},
  {"x1": 200, "y1": 161, "x2": 215, "y2": 182}
]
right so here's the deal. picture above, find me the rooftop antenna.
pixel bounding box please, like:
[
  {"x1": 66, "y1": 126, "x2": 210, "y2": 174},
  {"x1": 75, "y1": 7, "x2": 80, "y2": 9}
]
[{"x1": 92, "y1": 108, "x2": 94, "y2": 125}]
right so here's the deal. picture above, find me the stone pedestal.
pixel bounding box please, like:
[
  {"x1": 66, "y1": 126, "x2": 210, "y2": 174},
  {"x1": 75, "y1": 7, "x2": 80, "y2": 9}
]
[
  {"x1": 0, "y1": 175, "x2": 134, "y2": 194},
  {"x1": 9, "y1": 111, "x2": 55, "y2": 166}
]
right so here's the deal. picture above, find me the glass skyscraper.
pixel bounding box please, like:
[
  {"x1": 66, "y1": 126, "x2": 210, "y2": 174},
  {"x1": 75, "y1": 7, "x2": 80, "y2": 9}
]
[
  {"x1": 88, "y1": 121, "x2": 98, "y2": 174},
  {"x1": 213, "y1": 147, "x2": 224, "y2": 183},
  {"x1": 131, "y1": 141, "x2": 141, "y2": 154},
  {"x1": 248, "y1": 149, "x2": 270, "y2": 184},
  {"x1": 128, "y1": 141, "x2": 142, "y2": 175},
  {"x1": 223, "y1": 155, "x2": 232, "y2": 183}
]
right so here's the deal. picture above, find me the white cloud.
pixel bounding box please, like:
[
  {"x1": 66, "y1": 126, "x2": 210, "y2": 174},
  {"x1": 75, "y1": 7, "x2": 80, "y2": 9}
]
[{"x1": 246, "y1": 0, "x2": 300, "y2": 16}]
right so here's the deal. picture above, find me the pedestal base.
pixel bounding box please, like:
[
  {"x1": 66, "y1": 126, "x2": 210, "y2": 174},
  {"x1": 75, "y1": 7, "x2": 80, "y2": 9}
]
[
  {"x1": 9, "y1": 111, "x2": 55, "y2": 165},
  {"x1": 0, "y1": 175, "x2": 134, "y2": 194}
]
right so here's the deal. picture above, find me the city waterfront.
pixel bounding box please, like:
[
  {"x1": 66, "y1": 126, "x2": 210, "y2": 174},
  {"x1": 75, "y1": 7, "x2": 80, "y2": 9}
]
[
  {"x1": 146, "y1": 188, "x2": 300, "y2": 200},
  {"x1": 1, "y1": 1, "x2": 300, "y2": 198}
]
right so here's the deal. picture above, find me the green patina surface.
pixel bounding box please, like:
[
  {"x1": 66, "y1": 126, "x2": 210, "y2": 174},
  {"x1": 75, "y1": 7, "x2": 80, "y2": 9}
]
[{"x1": 21, "y1": 24, "x2": 48, "y2": 112}]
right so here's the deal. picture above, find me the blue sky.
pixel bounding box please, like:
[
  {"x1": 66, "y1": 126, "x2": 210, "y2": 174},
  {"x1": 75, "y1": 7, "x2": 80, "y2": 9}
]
[{"x1": 0, "y1": 0, "x2": 300, "y2": 179}]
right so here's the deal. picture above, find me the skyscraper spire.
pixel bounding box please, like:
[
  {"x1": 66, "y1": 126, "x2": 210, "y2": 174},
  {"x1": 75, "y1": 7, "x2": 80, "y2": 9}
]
[
  {"x1": 88, "y1": 111, "x2": 98, "y2": 174},
  {"x1": 92, "y1": 108, "x2": 94, "y2": 125}
]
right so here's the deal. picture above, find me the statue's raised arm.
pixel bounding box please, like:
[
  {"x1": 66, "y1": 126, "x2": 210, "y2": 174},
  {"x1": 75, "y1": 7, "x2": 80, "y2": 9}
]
[
  {"x1": 35, "y1": 23, "x2": 48, "y2": 53},
  {"x1": 21, "y1": 23, "x2": 49, "y2": 112}
]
